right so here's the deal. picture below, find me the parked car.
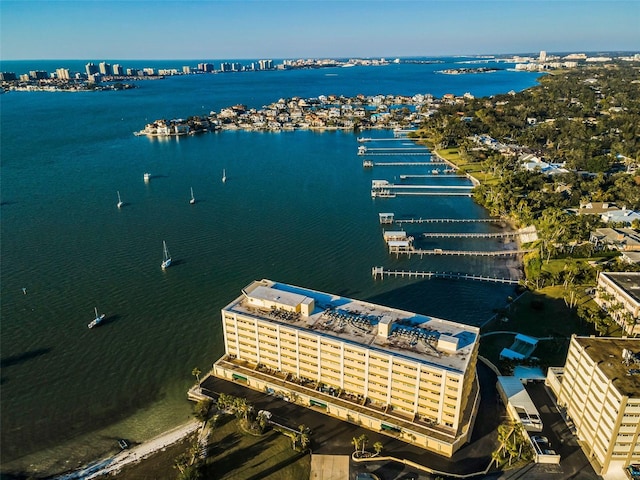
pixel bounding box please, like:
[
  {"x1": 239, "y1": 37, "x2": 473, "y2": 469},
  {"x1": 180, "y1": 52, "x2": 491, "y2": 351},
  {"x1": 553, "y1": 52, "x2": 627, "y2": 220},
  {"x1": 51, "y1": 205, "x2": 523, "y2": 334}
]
[{"x1": 531, "y1": 435, "x2": 549, "y2": 445}]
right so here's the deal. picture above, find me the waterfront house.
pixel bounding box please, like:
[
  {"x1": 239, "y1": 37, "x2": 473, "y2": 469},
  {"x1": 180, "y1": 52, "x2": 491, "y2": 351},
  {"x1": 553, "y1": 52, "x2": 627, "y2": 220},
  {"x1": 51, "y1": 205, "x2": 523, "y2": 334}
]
[{"x1": 601, "y1": 208, "x2": 640, "y2": 226}]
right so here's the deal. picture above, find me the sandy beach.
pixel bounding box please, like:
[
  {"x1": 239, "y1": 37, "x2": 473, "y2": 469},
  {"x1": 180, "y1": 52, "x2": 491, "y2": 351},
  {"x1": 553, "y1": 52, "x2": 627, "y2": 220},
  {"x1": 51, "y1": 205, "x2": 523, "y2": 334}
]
[{"x1": 53, "y1": 420, "x2": 201, "y2": 480}]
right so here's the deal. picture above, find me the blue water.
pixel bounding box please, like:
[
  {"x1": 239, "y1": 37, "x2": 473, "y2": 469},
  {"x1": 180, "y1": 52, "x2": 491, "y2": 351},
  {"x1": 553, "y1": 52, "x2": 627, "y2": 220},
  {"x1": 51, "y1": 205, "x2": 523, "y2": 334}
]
[{"x1": 0, "y1": 58, "x2": 541, "y2": 476}]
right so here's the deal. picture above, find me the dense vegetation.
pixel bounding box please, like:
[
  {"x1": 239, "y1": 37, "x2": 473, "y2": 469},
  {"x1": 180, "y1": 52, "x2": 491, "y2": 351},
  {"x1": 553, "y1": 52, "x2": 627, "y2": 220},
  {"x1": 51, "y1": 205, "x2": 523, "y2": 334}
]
[
  {"x1": 417, "y1": 63, "x2": 640, "y2": 336},
  {"x1": 422, "y1": 63, "x2": 640, "y2": 174},
  {"x1": 418, "y1": 63, "x2": 640, "y2": 273}
]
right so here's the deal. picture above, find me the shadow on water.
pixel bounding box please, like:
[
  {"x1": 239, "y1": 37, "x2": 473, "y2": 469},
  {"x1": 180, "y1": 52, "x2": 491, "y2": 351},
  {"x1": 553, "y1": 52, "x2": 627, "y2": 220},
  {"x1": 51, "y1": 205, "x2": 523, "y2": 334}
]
[
  {"x1": 99, "y1": 314, "x2": 122, "y2": 327},
  {"x1": 1, "y1": 347, "x2": 52, "y2": 369},
  {"x1": 166, "y1": 258, "x2": 186, "y2": 267}
]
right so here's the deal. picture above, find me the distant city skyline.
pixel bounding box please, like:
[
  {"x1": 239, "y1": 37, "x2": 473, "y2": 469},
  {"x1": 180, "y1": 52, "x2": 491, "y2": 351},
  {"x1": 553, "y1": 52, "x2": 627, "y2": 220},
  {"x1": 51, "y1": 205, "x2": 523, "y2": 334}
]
[{"x1": 1, "y1": 0, "x2": 638, "y2": 61}]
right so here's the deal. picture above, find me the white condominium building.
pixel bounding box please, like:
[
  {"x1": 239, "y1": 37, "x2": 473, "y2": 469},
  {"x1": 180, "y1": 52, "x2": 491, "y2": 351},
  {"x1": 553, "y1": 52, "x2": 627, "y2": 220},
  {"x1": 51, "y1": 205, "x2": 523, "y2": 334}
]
[
  {"x1": 595, "y1": 272, "x2": 640, "y2": 336},
  {"x1": 214, "y1": 279, "x2": 481, "y2": 456},
  {"x1": 555, "y1": 335, "x2": 640, "y2": 477}
]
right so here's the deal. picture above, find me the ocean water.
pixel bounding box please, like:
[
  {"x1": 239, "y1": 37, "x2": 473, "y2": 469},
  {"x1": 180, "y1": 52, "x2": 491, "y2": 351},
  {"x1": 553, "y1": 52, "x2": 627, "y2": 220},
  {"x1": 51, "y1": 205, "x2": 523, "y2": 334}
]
[{"x1": 0, "y1": 58, "x2": 541, "y2": 476}]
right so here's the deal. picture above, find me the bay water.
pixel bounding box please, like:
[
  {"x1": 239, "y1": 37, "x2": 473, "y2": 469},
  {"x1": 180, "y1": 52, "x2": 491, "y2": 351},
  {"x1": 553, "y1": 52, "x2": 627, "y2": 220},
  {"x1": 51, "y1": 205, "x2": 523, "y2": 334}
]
[{"x1": 0, "y1": 58, "x2": 541, "y2": 475}]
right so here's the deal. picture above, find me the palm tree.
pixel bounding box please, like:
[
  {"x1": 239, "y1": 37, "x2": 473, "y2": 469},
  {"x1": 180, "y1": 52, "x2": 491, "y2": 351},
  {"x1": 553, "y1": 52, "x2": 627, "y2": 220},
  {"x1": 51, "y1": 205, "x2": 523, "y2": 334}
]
[
  {"x1": 358, "y1": 433, "x2": 368, "y2": 455},
  {"x1": 298, "y1": 432, "x2": 310, "y2": 451},
  {"x1": 192, "y1": 367, "x2": 201, "y2": 384},
  {"x1": 256, "y1": 411, "x2": 270, "y2": 432},
  {"x1": 373, "y1": 441, "x2": 383, "y2": 456},
  {"x1": 351, "y1": 436, "x2": 361, "y2": 453},
  {"x1": 490, "y1": 449, "x2": 502, "y2": 468}
]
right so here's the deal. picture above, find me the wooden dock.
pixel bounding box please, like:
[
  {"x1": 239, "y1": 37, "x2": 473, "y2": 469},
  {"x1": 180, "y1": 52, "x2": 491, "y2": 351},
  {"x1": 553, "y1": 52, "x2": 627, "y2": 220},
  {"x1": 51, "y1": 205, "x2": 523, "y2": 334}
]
[
  {"x1": 395, "y1": 217, "x2": 504, "y2": 224},
  {"x1": 358, "y1": 137, "x2": 417, "y2": 142},
  {"x1": 421, "y1": 232, "x2": 519, "y2": 239},
  {"x1": 372, "y1": 162, "x2": 450, "y2": 167},
  {"x1": 385, "y1": 184, "x2": 474, "y2": 190},
  {"x1": 374, "y1": 191, "x2": 473, "y2": 197},
  {"x1": 371, "y1": 267, "x2": 519, "y2": 284},
  {"x1": 388, "y1": 246, "x2": 533, "y2": 257},
  {"x1": 400, "y1": 174, "x2": 465, "y2": 179},
  {"x1": 364, "y1": 152, "x2": 432, "y2": 156}
]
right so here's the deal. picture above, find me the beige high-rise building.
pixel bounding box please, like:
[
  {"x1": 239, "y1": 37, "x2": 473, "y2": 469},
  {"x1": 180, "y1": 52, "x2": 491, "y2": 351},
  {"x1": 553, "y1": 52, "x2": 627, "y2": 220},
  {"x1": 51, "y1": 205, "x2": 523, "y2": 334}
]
[
  {"x1": 595, "y1": 272, "x2": 640, "y2": 336},
  {"x1": 213, "y1": 279, "x2": 481, "y2": 456},
  {"x1": 555, "y1": 336, "x2": 640, "y2": 477}
]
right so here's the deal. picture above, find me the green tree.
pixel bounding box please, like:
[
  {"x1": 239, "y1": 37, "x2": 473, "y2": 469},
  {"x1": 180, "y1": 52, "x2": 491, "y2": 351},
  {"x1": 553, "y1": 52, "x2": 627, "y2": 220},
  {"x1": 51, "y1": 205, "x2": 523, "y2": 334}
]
[
  {"x1": 192, "y1": 367, "x2": 201, "y2": 384},
  {"x1": 373, "y1": 441, "x2": 383, "y2": 456}
]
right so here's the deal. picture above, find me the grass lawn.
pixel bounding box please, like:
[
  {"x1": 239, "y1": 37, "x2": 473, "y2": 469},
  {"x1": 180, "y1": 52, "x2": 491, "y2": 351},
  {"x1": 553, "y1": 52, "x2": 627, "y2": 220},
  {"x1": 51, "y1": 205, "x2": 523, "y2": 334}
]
[
  {"x1": 479, "y1": 286, "x2": 606, "y2": 371},
  {"x1": 433, "y1": 147, "x2": 501, "y2": 186},
  {"x1": 112, "y1": 434, "x2": 197, "y2": 480},
  {"x1": 201, "y1": 416, "x2": 311, "y2": 480},
  {"x1": 112, "y1": 417, "x2": 310, "y2": 480}
]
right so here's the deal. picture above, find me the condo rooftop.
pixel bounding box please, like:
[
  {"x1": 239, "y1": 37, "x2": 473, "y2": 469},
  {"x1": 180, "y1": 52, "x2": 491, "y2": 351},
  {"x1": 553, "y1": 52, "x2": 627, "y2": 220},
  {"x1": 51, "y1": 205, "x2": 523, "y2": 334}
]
[
  {"x1": 601, "y1": 272, "x2": 640, "y2": 305},
  {"x1": 225, "y1": 279, "x2": 479, "y2": 374},
  {"x1": 575, "y1": 336, "x2": 640, "y2": 398}
]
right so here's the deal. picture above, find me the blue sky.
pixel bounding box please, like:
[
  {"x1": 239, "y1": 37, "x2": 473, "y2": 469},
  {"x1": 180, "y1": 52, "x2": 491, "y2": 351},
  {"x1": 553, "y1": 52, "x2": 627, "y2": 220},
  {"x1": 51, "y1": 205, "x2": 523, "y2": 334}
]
[{"x1": 1, "y1": 0, "x2": 638, "y2": 60}]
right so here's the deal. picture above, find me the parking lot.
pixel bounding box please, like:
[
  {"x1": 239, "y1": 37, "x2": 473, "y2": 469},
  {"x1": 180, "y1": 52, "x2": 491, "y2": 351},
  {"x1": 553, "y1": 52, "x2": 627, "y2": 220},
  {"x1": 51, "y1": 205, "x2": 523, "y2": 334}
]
[{"x1": 199, "y1": 365, "x2": 601, "y2": 480}]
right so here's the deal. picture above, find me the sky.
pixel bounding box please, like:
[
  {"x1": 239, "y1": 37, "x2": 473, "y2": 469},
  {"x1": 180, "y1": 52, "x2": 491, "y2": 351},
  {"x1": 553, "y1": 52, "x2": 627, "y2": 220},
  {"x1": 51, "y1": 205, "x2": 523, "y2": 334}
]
[{"x1": 1, "y1": 0, "x2": 638, "y2": 60}]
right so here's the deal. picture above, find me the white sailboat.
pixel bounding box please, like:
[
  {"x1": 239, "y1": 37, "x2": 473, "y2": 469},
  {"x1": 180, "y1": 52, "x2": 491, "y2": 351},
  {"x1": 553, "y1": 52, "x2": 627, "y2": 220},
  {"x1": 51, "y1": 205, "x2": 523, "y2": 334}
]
[
  {"x1": 222, "y1": 169, "x2": 227, "y2": 183},
  {"x1": 189, "y1": 187, "x2": 196, "y2": 204},
  {"x1": 88, "y1": 307, "x2": 106, "y2": 329},
  {"x1": 143, "y1": 172, "x2": 151, "y2": 182},
  {"x1": 161, "y1": 240, "x2": 172, "y2": 269},
  {"x1": 117, "y1": 191, "x2": 124, "y2": 208}
]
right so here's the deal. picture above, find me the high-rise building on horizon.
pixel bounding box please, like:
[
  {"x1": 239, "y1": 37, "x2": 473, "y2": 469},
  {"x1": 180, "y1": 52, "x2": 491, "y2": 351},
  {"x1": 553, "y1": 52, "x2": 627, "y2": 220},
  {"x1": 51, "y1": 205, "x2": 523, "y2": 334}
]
[
  {"x1": 55, "y1": 68, "x2": 70, "y2": 80},
  {"x1": 99, "y1": 61, "x2": 111, "y2": 76},
  {"x1": 85, "y1": 62, "x2": 99, "y2": 76}
]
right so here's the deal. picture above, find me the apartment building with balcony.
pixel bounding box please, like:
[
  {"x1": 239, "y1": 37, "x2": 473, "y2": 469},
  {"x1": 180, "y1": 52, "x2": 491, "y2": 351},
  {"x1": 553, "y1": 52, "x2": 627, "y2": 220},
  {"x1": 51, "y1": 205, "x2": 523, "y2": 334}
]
[
  {"x1": 213, "y1": 279, "x2": 481, "y2": 457},
  {"x1": 551, "y1": 335, "x2": 640, "y2": 477},
  {"x1": 595, "y1": 272, "x2": 640, "y2": 336}
]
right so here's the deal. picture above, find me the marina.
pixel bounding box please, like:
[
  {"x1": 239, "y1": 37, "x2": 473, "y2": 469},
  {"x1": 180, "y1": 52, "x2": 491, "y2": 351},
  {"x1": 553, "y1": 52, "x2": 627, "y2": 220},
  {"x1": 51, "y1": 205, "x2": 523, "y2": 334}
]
[{"x1": 371, "y1": 267, "x2": 520, "y2": 285}]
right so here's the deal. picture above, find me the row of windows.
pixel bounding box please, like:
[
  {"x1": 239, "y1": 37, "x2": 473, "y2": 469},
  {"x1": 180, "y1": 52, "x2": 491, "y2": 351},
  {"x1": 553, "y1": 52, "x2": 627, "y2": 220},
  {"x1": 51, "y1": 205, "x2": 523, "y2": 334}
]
[{"x1": 230, "y1": 321, "x2": 458, "y2": 381}]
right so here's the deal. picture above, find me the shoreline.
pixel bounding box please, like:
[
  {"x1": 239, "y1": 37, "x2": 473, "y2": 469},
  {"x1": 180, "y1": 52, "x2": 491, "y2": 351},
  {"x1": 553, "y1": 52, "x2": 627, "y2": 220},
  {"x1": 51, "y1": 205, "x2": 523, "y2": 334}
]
[{"x1": 51, "y1": 419, "x2": 200, "y2": 480}]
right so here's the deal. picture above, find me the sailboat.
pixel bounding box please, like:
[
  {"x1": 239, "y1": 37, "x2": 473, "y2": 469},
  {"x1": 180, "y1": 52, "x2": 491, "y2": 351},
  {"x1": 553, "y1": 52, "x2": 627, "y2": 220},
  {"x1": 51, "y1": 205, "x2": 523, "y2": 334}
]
[
  {"x1": 117, "y1": 191, "x2": 124, "y2": 208},
  {"x1": 222, "y1": 169, "x2": 227, "y2": 183},
  {"x1": 161, "y1": 240, "x2": 172, "y2": 269},
  {"x1": 189, "y1": 187, "x2": 196, "y2": 204},
  {"x1": 88, "y1": 307, "x2": 106, "y2": 329}
]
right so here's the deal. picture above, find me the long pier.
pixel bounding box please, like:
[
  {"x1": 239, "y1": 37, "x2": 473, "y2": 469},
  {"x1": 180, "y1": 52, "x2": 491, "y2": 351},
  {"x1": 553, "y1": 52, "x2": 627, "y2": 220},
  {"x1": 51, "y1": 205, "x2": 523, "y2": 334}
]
[
  {"x1": 421, "y1": 232, "x2": 519, "y2": 239},
  {"x1": 358, "y1": 137, "x2": 419, "y2": 142},
  {"x1": 374, "y1": 191, "x2": 473, "y2": 197},
  {"x1": 372, "y1": 162, "x2": 450, "y2": 167},
  {"x1": 371, "y1": 267, "x2": 520, "y2": 284},
  {"x1": 388, "y1": 247, "x2": 533, "y2": 257},
  {"x1": 400, "y1": 174, "x2": 465, "y2": 179},
  {"x1": 395, "y1": 217, "x2": 504, "y2": 224},
  {"x1": 386, "y1": 184, "x2": 474, "y2": 190},
  {"x1": 364, "y1": 147, "x2": 427, "y2": 151},
  {"x1": 364, "y1": 152, "x2": 432, "y2": 156}
]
